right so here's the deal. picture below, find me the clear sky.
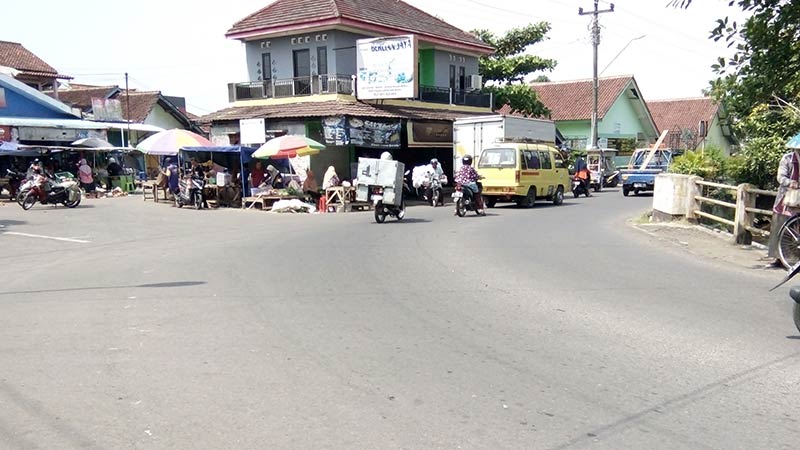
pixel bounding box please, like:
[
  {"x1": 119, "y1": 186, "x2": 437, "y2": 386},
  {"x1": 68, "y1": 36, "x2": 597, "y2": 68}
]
[{"x1": 4, "y1": 0, "x2": 745, "y2": 116}]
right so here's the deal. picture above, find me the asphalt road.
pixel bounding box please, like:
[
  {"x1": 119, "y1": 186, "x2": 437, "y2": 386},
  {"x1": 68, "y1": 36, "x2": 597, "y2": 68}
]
[{"x1": 1, "y1": 189, "x2": 798, "y2": 450}]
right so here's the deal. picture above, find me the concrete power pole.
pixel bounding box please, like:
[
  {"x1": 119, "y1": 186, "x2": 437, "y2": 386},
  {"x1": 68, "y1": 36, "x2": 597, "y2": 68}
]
[{"x1": 579, "y1": 0, "x2": 613, "y2": 190}]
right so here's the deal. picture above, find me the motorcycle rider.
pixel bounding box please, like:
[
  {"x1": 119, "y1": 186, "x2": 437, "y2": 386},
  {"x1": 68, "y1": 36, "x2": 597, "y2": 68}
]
[
  {"x1": 424, "y1": 158, "x2": 445, "y2": 205},
  {"x1": 574, "y1": 154, "x2": 591, "y2": 196},
  {"x1": 454, "y1": 155, "x2": 484, "y2": 214}
]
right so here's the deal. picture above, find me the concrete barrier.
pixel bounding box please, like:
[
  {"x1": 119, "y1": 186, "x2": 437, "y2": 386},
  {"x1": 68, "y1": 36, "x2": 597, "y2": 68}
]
[{"x1": 652, "y1": 174, "x2": 701, "y2": 222}]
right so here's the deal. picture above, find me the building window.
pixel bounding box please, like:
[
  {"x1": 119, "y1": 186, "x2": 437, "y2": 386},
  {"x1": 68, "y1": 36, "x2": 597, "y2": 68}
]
[
  {"x1": 449, "y1": 65, "x2": 456, "y2": 91},
  {"x1": 261, "y1": 53, "x2": 272, "y2": 80},
  {"x1": 317, "y1": 46, "x2": 328, "y2": 91},
  {"x1": 458, "y1": 66, "x2": 466, "y2": 91}
]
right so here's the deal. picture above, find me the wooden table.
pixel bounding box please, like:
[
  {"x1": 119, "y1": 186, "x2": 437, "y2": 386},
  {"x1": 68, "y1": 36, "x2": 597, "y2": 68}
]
[{"x1": 204, "y1": 184, "x2": 242, "y2": 208}]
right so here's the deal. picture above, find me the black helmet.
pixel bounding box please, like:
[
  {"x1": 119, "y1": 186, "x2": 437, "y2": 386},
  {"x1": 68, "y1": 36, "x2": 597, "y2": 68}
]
[{"x1": 462, "y1": 155, "x2": 473, "y2": 166}]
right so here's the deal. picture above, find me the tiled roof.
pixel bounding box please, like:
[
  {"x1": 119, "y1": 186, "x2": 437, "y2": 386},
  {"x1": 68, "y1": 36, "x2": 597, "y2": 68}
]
[
  {"x1": 647, "y1": 97, "x2": 719, "y2": 133},
  {"x1": 517, "y1": 75, "x2": 634, "y2": 121},
  {"x1": 0, "y1": 40, "x2": 71, "y2": 80},
  {"x1": 48, "y1": 86, "x2": 120, "y2": 111},
  {"x1": 198, "y1": 100, "x2": 489, "y2": 123},
  {"x1": 227, "y1": 0, "x2": 493, "y2": 53},
  {"x1": 118, "y1": 91, "x2": 161, "y2": 123}
]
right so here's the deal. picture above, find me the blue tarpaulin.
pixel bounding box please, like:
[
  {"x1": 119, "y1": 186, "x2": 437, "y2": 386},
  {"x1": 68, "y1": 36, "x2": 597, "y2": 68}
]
[{"x1": 181, "y1": 146, "x2": 257, "y2": 196}]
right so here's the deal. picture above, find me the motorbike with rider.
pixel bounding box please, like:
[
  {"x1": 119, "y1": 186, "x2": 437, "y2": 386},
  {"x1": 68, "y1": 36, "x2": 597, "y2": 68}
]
[{"x1": 453, "y1": 155, "x2": 485, "y2": 216}]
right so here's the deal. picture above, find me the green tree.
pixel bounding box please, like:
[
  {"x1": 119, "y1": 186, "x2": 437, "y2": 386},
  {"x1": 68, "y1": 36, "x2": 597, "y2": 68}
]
[
  {"x1": 472, "y1": 23, "x2": 557, "y2": 117},
  {"x1": 674, "y1": 0, "x2": 800, "y2": 187}
]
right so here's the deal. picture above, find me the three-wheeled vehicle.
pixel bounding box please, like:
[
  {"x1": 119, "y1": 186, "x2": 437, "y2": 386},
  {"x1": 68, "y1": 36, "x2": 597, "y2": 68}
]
[
  {"x1": 355, "y1": 157, "x2": 406, "y2": 223},
  {"x1": 586, "y1": 148, "x2": 620, "y2": 191}
]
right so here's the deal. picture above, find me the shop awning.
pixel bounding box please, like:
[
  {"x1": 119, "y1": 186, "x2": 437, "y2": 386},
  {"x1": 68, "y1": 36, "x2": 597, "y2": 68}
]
[{"x1": 0, "y1": 117, "x2": 165, "y2": 133}]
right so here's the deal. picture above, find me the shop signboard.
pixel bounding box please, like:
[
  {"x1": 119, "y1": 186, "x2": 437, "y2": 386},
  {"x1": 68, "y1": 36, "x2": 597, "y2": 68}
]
[
  {"x1": 348, "y1": 117, "x2": 401, "y2": 149},
  {"x1": 355, "y1": 35, "x2": 418, "y2": 100},
  {"x1": 91, "y1": 97, "x2": 123, "y2": 121},
  {"x1": 0, "y1": 88, "x2": 6, "y2": 108},
  {"x1": 322, "y1": 116, "x2": 349, "y2": 146},
  {"x1": 240, "y1": 118, "x2": 266, "y2": 145},
  {"x1": 408, "y1": 121, "x2": 453, "y2": 147}
]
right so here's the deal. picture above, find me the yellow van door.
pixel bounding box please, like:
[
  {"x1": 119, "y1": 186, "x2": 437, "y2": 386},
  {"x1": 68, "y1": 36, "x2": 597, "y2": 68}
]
[
  {"x1": 520, "y1": 145, "x2": 541, "y2": 197},
  {"x1": 534, "y1": 146, "x2": 555, "y2": 198},
  {"x1": 552, "y1": 149, "x2": 570, "y2": 192}
]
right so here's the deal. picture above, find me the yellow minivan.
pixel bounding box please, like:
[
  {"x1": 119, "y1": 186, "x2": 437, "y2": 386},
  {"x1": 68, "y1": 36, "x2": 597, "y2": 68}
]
[{"x1": 477, "y1": 142, "x2": 569, "y2": 208}]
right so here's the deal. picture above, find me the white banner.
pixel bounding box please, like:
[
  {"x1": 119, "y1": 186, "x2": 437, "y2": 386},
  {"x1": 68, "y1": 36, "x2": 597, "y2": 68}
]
[
  {"x1": 239, "y1": 118, "x2": 266, "y2": 145},
  {"x1": 356, "y1": 35, "x2": 418, "y2": 100}
]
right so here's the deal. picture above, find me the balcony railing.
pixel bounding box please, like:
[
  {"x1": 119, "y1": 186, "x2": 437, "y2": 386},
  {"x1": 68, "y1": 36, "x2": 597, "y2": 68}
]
[
  {"x1": 418, "y1": 85, "x2": 493, "y2": 108},
  {"x1": 228, "y1": 76, "x2": 492, "y2": 108},
  {"x1": 229, "y1": 74, "x2": 354, "y2": 102}
]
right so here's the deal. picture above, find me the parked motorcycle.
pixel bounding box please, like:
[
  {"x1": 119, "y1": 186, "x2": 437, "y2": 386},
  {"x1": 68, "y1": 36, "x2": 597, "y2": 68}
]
[
  {"x1": 453, "y1": 182, "x2": 485, "y2": 217},
  {"x1": 175, "y1": 175, "x2": 206, "y2": 209},
  {"x1": 770, "y1": 264, "x2": 800, "y2": 333},
  {"x1": 572, "y1": 176, "x2": 590, "y2": 198},
  {"x1": 4, "y1": 169, "x2": 25, "y2": 199},
  {"x1": 371, "y1": 186, "x2": 405, "y2": 223},
  {"x1": 20, "y1": 177, "x2": 81, "y2": 210}
]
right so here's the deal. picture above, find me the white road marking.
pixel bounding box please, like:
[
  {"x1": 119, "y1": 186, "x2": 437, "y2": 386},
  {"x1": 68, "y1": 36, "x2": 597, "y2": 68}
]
[{"x1": 2, "y1": 231, "x2": 90, "y2": 244}]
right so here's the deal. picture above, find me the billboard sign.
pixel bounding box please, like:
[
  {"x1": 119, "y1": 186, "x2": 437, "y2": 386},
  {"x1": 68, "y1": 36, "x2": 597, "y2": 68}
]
[
  {"x1": 91, "y1": 97, "x2": 123, "y2": 121},
  {"x1": 239, "y1": 118, "x2": 266, "y2": 145},
  {"x1": 356, "y1": 35, "x2": 417, "y2": 100}
]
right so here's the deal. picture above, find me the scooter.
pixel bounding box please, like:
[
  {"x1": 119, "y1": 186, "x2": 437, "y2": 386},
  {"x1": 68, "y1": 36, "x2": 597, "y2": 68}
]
[
  {"x1": 175, "y1": 175, "x2": 206, "y2": 209},
  {"x1": 770, "y1": 264, "x2": 800, "y2": 333},
  {"x1": 4, "y1": 169, "x2": 25, "y2": 199},
  {"x1": 423, "y1": 174, "x2": 447, "y2": 207},
  {"x1": 20, "y1": 177, "x2": 81, "y2": 210},
  {"x1": 572, "y1": 176, "x2": 591, "y2": 198},
  {"x1": 453, "y1": 182, "x2": 485, "y2": 217},
  {"x1": 371, "y1": 186, "x2": 405, "y2": 223}
]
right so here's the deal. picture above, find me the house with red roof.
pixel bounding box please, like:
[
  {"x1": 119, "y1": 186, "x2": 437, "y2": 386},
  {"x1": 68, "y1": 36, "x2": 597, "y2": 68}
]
[
  {"x1": 499, "y1": 75, "x2": 659, "y2": 153},
  {"x1": 50, "y1": 85, "x2": 202, "y2": 146},
  {"x1": 201, "y1": 0, "x2": 497, "y2": 181},
  {"x1": 0, "y1": 40, "x2": 72, "y2": 97},
  {"x1": 647, "y1": 97, "x2": 736, "y2": 155}
]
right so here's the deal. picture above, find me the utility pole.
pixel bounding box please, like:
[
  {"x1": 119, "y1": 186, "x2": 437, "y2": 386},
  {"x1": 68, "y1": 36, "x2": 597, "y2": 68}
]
[
  {"x1": 579, "y1": 0, "x2": 613, "y2": 190},
  {"x1": 125, "y1": 72, "x2": 132, "y2": 148}
]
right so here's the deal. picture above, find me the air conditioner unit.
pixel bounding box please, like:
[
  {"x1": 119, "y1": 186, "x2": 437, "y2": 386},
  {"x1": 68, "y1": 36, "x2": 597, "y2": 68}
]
[{"x1": 467, "y1": 74, "x2": 483, "y2": 90}]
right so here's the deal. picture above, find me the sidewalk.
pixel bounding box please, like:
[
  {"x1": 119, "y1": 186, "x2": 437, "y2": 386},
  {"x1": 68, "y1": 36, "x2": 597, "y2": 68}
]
[{"x1": 629, "y1": 218, "x2": 780, "y2": 273}]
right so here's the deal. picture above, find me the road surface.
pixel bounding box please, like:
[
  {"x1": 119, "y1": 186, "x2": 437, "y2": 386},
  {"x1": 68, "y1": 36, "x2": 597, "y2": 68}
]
[{"x1": 0, "y1": 190, "x2": 797, "y2": 450}]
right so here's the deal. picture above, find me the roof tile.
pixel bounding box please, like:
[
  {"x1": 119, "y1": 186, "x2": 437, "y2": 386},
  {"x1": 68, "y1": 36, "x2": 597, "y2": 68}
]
[
  {"x1": 227, "y1": 0, "x2": 492, "y2": 52},
  {"x1": 198, "y1": 100, "x2": 488, "y2": 123},
  {"x1": 526, "y1": 76, "x2": 634, "y2": 121},
  {"x1": 0, "y1": 40, "x2": 71, "y2": 79},
  {"x1": 647, "y1": 97, "x2": 719, "y2": 133}
]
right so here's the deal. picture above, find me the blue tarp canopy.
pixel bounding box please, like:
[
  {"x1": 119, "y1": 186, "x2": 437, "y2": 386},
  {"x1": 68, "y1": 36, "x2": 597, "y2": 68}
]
[{"x1": 180, "y1": 146, "x2": 258, "y2": 196}]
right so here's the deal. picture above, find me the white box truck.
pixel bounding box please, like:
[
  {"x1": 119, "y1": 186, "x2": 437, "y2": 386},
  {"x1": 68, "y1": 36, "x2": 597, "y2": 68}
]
[{"x1": 453, "y1": 115, "x2": 557, "y2": 172}]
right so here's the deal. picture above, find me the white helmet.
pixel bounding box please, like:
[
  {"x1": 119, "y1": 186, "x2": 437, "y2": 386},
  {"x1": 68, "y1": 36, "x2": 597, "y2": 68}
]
[{"x1": 380, "y1": 151, "x2": 393, "y2": 160}]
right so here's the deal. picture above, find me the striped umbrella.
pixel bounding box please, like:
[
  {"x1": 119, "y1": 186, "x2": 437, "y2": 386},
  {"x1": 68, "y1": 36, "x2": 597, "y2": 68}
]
[
  {"x1": 788, "y1": 132, "x2": 800, "y2": 150},
  {"x1": 136, "y1": 129, "x2": 213, "y2": 155},
  {"x1": 252, "y1": 135, "x2": 325, "y2": 160}
]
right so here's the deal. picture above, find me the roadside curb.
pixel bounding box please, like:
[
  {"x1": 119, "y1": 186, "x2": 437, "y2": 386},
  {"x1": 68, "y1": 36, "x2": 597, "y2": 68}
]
[{"x1": 628, "y1": 217, "x2": 778, "y2": 274}]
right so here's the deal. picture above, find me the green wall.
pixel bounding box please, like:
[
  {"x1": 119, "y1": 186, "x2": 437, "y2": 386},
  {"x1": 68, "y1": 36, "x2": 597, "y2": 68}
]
[
  {"x1": 599, "y1": 94, "x2": 651, "y2": 140},
  {"x1": 419, "y1": 49, "x2": 435, "y2": 86}
]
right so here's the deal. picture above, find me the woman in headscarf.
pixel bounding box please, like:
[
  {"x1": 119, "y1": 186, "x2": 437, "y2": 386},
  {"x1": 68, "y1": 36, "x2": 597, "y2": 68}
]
[
  {"x1": 77, "y1": 158, "x2": 95, "y2": 193},
  {"x1": 322, "y1": 166, "x2": 339, "y2": 189},
  {"x1": 303, "y1": 168, "x2": 320, "y2": 202},
  {"x1": 266, "y1": 164, "x2": 284, "y2": 188}
]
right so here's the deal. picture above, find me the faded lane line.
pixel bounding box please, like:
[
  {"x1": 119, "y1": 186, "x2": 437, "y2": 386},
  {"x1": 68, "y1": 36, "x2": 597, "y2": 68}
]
[{"x1": 2, "y1": 232, "x2": 90, "y2": 244}]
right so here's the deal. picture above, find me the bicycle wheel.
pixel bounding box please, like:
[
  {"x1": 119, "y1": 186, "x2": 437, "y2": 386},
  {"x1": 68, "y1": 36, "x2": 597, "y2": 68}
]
[{"x1": 778, "y1": 215, "x2": 800, "y2": 269}]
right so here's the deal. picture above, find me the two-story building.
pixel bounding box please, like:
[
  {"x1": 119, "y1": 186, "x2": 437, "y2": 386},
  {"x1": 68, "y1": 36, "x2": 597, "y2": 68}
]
[{"x1": 200, "y1": 0, "x2": 497, "y2": 181}]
